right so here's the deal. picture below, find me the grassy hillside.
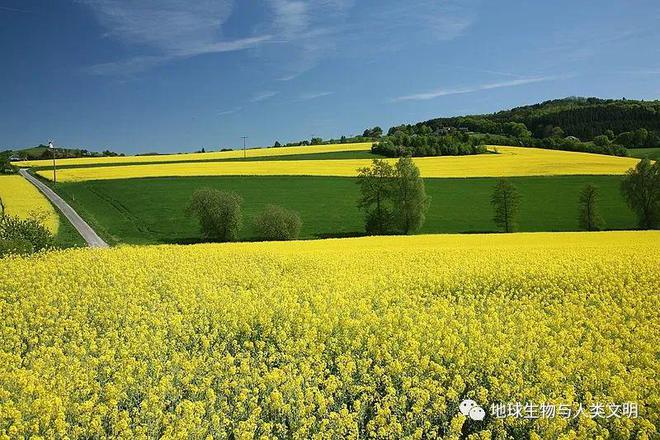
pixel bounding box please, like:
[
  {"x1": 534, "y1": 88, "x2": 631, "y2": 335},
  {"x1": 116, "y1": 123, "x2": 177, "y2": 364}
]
[
  {"x1": 628, "y1": 147, "x2": 660, "y2": 160},
  {"x1": 52, "y1": 175, "x2": 635, "y2": 245}
]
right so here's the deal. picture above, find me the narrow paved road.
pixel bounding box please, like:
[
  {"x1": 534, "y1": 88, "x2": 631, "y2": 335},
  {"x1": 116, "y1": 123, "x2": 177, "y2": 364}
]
[{"x1": 19, "y1": 169, "x2": 108, "y2": 248}]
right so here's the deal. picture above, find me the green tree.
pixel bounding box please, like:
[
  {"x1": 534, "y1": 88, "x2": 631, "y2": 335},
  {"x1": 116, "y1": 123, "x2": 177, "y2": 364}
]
[
  {"x1": 593, "y1": 135, "x2": 611, "y2": 148},
  {"x1": 620, "y1": 159, "x2": 660, "y2": 229},
  {"x1": 187, "y1": 188, "x2": 243, "y2": 241},
  {"x1": 357, "y1": 159, "x2": 395, "y2": 234},
  {"x1": 253, "y1": 205, "x2": 302, "y2": 241},
  {"x1": 578, "y1": 184, "x2": 604, "y2": 231},
  {"x1": 0, "y1": 212, "x2": 53, "y2": 254},
  {"x1": 503, "y1": 122, "x2": 531, "y2": 139},
  {"x1": 393, "y1": 157, "x2": 429, "y2": 234},
  {"x1": 363, "y1": 126, "x2": 383, "y2": 138},
  {"x1": 491, "y1": 179, "x2": 521, "y2": 233}
]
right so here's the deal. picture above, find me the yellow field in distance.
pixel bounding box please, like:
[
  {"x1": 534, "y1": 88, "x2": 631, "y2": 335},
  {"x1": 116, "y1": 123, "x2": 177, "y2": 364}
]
[
  {"x1": 13, "y1": 142, "x2": 374, "y2": 168},
  {"x1": 35, "y1": 146, "x2": 641, "y2": 182},
  {"x1": 0, "y1": 175, "x2": 59, "y2": 233}
]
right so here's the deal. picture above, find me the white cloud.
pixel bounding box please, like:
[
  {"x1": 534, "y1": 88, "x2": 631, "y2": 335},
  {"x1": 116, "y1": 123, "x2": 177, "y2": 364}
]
[
  {"x1": 81, "y1": 0, "x2": 271, "y2": 74},
  {"x1": 300, "y1": 91, "x2": 334, "y2": 100},
  {"x1": 250, "y1": 90, "x2": 280, "y2": 103},
  {"x1": 218, "y1": 107, "x2": 242, "y2": 116},
  {"x1": 392, "y1": 77, "x2": 558, "y2": 102}
]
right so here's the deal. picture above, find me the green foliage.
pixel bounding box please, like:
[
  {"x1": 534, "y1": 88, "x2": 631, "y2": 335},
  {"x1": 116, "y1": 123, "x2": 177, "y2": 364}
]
[
  {"x1": 357, "y1": 158, "x2": 430, "y2": 235},
  {"x1": 0, "y1": 213, "x2": 54, "y2": 254},
  {"x1": 502, "y1": 122, "x2": 531, "y2": 138},
  {"x1": 0, "y1": 238, "x2": 34, "y2": 257},
  {"x1": 593, "y1": 135, "x2": 611, "y2": 148},
  {"x1": 491, "y1": 179, "x2": 521, "y2": 233},
  {"x1": 253, "y1": 205, "x2": 302, "y2": 241},
  {"x1": 620, "y1": 159, "x2": 660, "y2": 229},
  {"x1": 0, "y1": 152, "x2": 16, "y2": 174},
  {"x1": 187, "y1": 188, "x2": 243, "y2": 241},
  {"x1": 372, "y1": 130, "x2": 487, "y2": 158},
  {"x1": 362, "y1": 126, "x2": 383, "y2": 138},
  {"x1": 357, "y1": 159, "x2": 396, "y2": 235},
  {"x1": 578, "y1": 184, "x2": 604, "y2": 231},
  {"x1": 393, "y1": 157, "x2": 430, "y2": 234},
  {"x1": 419, "y1": 97, "x2": 660, "y2": 141}
]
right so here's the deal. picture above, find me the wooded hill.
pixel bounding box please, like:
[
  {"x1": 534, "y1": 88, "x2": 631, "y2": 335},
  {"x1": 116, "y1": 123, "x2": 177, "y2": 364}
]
[{"x1": 417, "y1": 97, "x2": 660, "y2": 143}]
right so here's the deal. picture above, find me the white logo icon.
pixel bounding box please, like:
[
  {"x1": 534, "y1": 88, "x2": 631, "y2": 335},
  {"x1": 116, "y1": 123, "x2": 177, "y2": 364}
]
[{"x1": 460, "y1": 399, "x2": 486, "y2": 421}]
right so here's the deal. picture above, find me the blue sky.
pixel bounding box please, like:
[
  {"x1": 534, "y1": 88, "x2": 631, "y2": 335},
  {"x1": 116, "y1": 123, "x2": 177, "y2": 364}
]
[{"x1": 1, "y1": 0, "x2": 659, "y2": 154}]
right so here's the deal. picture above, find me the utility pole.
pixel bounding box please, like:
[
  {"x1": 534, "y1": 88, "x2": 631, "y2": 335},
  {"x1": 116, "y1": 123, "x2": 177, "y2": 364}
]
[
  {"x1": 48, "y1": 140, "x2": 57, "y2": 183},
  {"x1": 241, "y1": 136, "x2": 248, "y2": 158}
]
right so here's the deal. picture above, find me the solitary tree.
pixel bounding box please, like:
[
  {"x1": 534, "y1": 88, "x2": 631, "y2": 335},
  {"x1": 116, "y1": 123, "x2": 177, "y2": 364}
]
[
  {"x1": 357, "y1": 159, "x2": 395, "y2": 234},
  {"x1": 620, "y1": 159, "x2": 660, "y2": 229},
  {"x1": 254, "y1": 204, "x2": 302, "y2": 241},
  {"x1": 578, "y1": 184, "x2": 604, "y2": 231},
  {"x1": 393, "y1": 157, "x2": 429, "y2": 234},
  {"x1": 187, "y1": 188, "x2": 243, "y2": 241},
  {"x1": 491, "y1": 179, "x2": 521, "y2": 232}
]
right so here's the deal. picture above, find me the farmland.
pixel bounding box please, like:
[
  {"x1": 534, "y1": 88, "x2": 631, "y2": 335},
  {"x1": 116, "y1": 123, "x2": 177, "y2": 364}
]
[
  {"x1": 0, "y1": 176, "x2": 85, "y2": 247},
  {"x1": 13, "y1": 142, "x2": 375, "y2": 168},
  {"x1": 33, "y1": 146, "x2": 641, "y2": 182},
  {"x1": 0, "y1": 175, "x2": 59, "y2": 233},
  {"x1": 53, "y1": 175, "x2": 636, "y2": 245},
  {"x1": 1, "y1": 231, "x2": 658, "y2": 438}
]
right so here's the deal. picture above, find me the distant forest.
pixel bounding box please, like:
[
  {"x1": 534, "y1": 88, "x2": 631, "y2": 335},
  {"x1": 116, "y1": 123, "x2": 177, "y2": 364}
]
[
  {"x1": 278, "y1": 97, "x2": 660, "y2": 158},
  {"x1": 417, "y1": 97, "x2": 660, "y2": 146}
]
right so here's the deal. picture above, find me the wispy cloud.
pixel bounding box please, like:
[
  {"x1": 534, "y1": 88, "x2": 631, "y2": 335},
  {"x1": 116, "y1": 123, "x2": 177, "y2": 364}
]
[
  {"x1": 300, "y1": 91, "x2": 334, "y2": 101},
  {"x1": 262, "y1": 0, "x2": 478, "y2": 81},
  {"x1": 250, "y1": 90, "x2": 279, "y2": 103},
  {"x1": 392, "y1": 77, "x2": 559, "y2": 102},
  {"x1": 218, "y1": 107, "x2": 243, "y2": 116},
  {"x1": 0, "y1": 5, "x2": 33, "y2": 13},
  {"x1": 266, "y1": 1, "x2": 353, "y2": 81},
  {"x1": 81, "y1": 0, "x2": 271, "y2": 75}
]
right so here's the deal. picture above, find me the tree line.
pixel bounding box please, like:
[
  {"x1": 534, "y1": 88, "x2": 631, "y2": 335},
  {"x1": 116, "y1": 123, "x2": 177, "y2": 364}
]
[
  {"x1": 420, "y1": 97, "x2": 660, "y2": 143},
  {"x1": 356, "y1": 158, "x2": 660, "y2": 234}
]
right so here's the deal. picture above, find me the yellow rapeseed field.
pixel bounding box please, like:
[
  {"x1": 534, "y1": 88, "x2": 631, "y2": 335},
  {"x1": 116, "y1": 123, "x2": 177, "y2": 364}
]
[
  {"x1": 34, "y1": 146, "x2": 641, "y2": 182},
  {"x1": 0, "y1": 175, "x2": 59, "y2": 233},
  {"x1": 1, "y1": 231, "x2": 658, "y2": 438},
  {"x1": 13, "y1": 142, "x2": 374, "y2": 168}
]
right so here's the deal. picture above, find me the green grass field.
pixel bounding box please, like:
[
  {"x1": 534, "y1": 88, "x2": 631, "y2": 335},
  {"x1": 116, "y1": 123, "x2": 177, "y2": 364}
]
[
  {"x1": 53, "y1": 214, "x2": 86, "y2": 248},
  {"x1": 51, "y1": 175, "x2": 636, "y2": 245},
  {"x1": 627, "y1": 147, "x2": 660, "y2": 160}
]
